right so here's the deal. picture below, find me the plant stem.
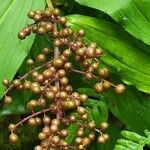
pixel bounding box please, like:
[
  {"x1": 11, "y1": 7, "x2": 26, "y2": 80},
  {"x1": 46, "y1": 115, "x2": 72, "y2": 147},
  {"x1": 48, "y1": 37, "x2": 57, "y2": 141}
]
[
  {"x1": 14, "y1": 108, "x2": 51, "y2": 130},
  {"x1": 46, "y1": 0, "x2": 54, "y2": 9},
  {"x1": 71, "y1": 69, "x2": 116, "y2": 87},
  {"x1": 3, "y1": 60, "x2": 52, "y2": 97}
]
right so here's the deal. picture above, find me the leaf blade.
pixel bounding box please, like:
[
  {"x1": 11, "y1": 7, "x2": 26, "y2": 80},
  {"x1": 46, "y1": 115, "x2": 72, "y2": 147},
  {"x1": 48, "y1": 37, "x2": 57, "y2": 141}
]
[
  {"x1": 75, "y1": 0, "x2": 150, "y2": 46},
  {"x1": 0, "y1": 0, "x2": 46, "y2": 99}
]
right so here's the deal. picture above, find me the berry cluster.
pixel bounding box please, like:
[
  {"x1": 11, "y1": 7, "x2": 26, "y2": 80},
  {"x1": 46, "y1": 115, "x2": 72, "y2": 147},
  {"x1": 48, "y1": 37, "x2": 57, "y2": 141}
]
[{"x1": 2, "y1": 7, "x2": 125, "y2": 150}]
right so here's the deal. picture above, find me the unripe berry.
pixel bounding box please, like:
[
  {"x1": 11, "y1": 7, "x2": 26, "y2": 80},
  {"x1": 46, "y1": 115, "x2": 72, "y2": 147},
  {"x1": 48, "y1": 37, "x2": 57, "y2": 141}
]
[
  {"x1": 79, "y1": 94, "x2": 88, "y2": 102},
  {"x1": 82, "y1": 137, "x2": 91, "y2": 147},
  {"x1": 50, "y1": 124, "x2": 58, "y2": 133},
  {"x1": 94, "y1": 83, "x2": 104, "y2": 93},
  {"x1": 63, "y1": 49, "x2": 72, "y2": 57},
  {"x1": 51, "y1": 86, "x2": 59, "y2": 93},
  {"x1": 42, "y1": 47, "x2": 51, "y2": 55},
  {"x1": 60, "y1": 129, "x2": 68, "y2": 138},
  {"x1": 59, "y1": 91, "x2": 68, "y2": 100},
  {"x1": 28, "y1": 117, "x2": 36, "y2": 126},
  {"x1": 81, "y1": 113, "x2": 88, "y2": 120},
  {"x1": 35, "y1": 117, "x2": 42, "y2": 125},
  {"x1": 64, "y1": 85, "x2": 73, "y2": 94},
  {"x1": 43, "y1": 115, "x2": 51, "y2": 125},
  {"x1": 18, "y1": 31, "x2": 26, "y2": 39},
  {"x1": 98, "y1": 68, "x2": 109, "y2": 77},
  {"x1": 77, "y1": 107, "x2": 86, "y2": 115},
  {"x1": 45, "y1": 91, "x2": 55, "y2": 100},
  {"x1": 27, "y1": 99, "x2": 38, "y2": 109},
  {"x1": 2, "y1": 79, "x2": 9, "y2": 86},
  {"x1": 53, "y1": 8, "x2": 60, "y2": 16},
  {"x1": 34, "y1": 145, "x2": 43, "y2": 150},
  {"x1": 90, "y1": 42, "x2": 97, "y2": 49},
  {"x1": 45, "y1": 23, "x2": 53, "y2": 32},
  {"x1": 76, "y1": 48, "x2": 85, "y2": 56},
  {"x1": 100, "y1": 122, "x2": 109, "y2": 130},
  {"x1": 64, "y1": 62, "x2": 72, "y2": 70},
  {"x1": 9, "y1": 133, "x2": 18, "y2": 144},
  {"x1": 103, "y1": 81, "x2": 111, "y2": 89},
  {"x1": 27, "y1": 11, "x2": 35, "y2": 19},
  {"x1": 23, "y1": 81, "x2": 31, "y2": 90},
  {"x1": 78, "y1": 29, "x2": 85, "y2": 37},
  {"x1": 4, "y1": 96, "x2": 12, "y2": 104},
  {"x1": 82, "y1": 59, "x2": 92, "y2": 68},
  {"x1": 32, "y1": 25, "x2": 38, "y2": 33},
  {"x1": 77, "y1": 128, "x2": 84, "y2": 137},
  {"x1": 115, "y1": 84, "x2": 125, "y2": 94},
  {"x1": 59, "y1": 17, "x2": 67, "y2": 25},
  {"x1": 34, "y1": 14, "x2": 42, "y2": 22},
  {"x1": 8, "y1": 124, "x2": 16, "y2": 132},
  {"x1": 43, "y1": 69, "x2": 53, "y2": 79},
  {"x1": 32, "y1": 71, "x2": 39, "y2": 79},
  {"x1": 38, "y1": 132, "x2": 47, "y2": 140},
  {"x1": 88, "y1": 133, "x2": 95, "y2": 141},
  {"x1": 54, "y1": 39, "x2": 61, "y2": 47},
  {"x1": 51, "y1": 119, "x2": 60, "y2": 126},
  {"x1": 53, "y1": 58, "x2": 64, "y2": 68},
  {"x1": 37, "y1": 54, "x2": 46, "y2": 62},
  {"x1": 13, "y1": 79, "x2": 21, "y2": 87},
  {"x1": 49, "y1": 66, "x2": 56, "y2": 73},
  {"x1": 36, "y1": 74, "x2": 44, "y2": 83},
  {"x1": 78, "y1": 145, "x2": 85, "y2": 150},
  {"x1": 52, "y1": 135, "x2": 60, "y2": 144},
  {"x1": 103, "y1": 134, "x2": 110, "y2": 141},
  {"x1": 75, "y1": 137, "x2": 82, "y2": 144},
  {"x1": 37, "y1": 27, "x2": 46, "y2": 35},
  {"x1": 57, "y1": 69, "x2": 66, "y2": 78},
  {"x1": 86, "y1": 47, "x2": 94, "y2": 58},
  {"x1": 69, "y1": 115, "x2": 76, "y2": 123},
  {"x1": 60, "y1": 77, "x2": 69, "y2": 86},
  {"x1": 85, "y1": 72, "x2": 93, "y2": 80},
  {"x1": 43, "y1": 8, "x2": 53, "y2": 17},
  {"x1": 97, "y1": 135, "x2": 106, "y2": 144},
  {"x1": 95, "y1": 48, "x2": 103, "y2": 56},
  {"x1": 38, "y1": 98, "x2": 46, "y2": 107},
  {"x1": 42, "y1": 126, "x2": 51, "y2": 135},
  {"x1": 88, "y1": 121, "x2": 96, "y2": 130},
  {"x1": 31, "y1": 86, "x2": 41, "y2": 94}
]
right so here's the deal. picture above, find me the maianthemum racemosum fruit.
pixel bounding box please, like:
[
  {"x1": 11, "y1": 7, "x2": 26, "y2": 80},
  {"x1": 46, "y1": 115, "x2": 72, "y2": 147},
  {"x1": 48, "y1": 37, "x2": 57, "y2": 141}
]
[{"x1": 2, "y1": 5, "x2": 125, "y2": 150}]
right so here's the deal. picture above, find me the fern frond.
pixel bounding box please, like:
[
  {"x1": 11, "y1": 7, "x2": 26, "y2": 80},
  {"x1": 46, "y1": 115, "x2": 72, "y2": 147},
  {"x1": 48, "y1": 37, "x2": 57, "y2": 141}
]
[{"x1": 114, "y1": 130, "x2": 150, "y2": 150}]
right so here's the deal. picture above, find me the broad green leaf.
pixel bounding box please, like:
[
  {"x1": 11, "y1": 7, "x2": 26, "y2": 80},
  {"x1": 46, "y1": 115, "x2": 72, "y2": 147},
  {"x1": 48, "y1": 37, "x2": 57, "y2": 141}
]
[
  {"x1": 0, "y1": 0, "x2": 46, "y2": 99},
  {"x1": 67, "y1": 15, "x2": 150, "y2": 93},
  {"x1": 86, "y1": 99, "x2": 108, "y2": 126},
  {"x1": 0, "y1": 90, "x2": 31, "y2": 117},
  {"x1": 104, "y1": 87, "x2": 150, "y2": 134},
  {"x1": 75, "y1": 0, "x2": 150, "y2": 46}
]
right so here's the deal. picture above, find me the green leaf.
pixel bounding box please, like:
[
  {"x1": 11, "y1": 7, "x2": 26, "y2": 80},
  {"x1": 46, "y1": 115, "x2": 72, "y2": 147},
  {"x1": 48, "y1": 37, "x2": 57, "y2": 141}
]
[
  {"x1": 114, "y1": 130, "x2": 150, "y2": 150},
  {"x1": 0, "y1": 90, "x2": 31, "y2": 117},
  {"x1": 0, "y1": 0, "x2": 46, "y2": 99},
  {"x1": 104, "y1": 87, "x2": 150, "y2": 134},
  {"x1": 75, "y1": 0, "x2": 150, "y2": 46},
  {"x1": 67, "y1": 15, "x2": 150, "y2": 93}
]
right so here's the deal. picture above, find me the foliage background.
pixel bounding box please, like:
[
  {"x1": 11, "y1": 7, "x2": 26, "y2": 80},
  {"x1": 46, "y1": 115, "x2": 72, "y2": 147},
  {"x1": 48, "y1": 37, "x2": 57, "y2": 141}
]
[{"x1": 0, "y1": 0, "x2": 150, "y2": 149}]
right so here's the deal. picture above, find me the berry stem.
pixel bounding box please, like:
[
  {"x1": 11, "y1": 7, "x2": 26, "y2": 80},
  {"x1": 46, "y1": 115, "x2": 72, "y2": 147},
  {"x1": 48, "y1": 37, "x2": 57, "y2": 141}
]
[
  {"x1": 3, "y1": 60, "x2": 52, "y2": 97},
  {"x1": 53, "y1": 22, "x2": 62, "y2": 120},
  {"x1": 14, "y1": 108, "x2": 51, "y2": 130},
  {"x1": 71, "y1": 69, "x2": 116, "y2": 87}
]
